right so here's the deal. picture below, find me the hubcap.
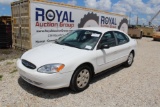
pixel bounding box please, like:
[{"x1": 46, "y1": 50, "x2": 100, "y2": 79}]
[
  {"x1": 128, "y1": 53, "x2": 133, "y2": 65},
  {"x1": 76, "y1": 69, "x2": 90, "y2": 88}
]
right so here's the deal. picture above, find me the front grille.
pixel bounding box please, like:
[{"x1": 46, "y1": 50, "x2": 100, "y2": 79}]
[{"x1": 22, "y1": 59, "x2": 36, "y2": 69}]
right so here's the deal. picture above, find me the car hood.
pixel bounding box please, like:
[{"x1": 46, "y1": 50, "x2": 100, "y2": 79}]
[{"x1": 21, "y1": 43, "x2": 90, "y2": 67}]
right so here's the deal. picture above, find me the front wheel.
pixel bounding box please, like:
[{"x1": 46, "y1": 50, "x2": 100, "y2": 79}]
[
  {"x1": 124, "y1": 52, "x2": 134, "y2": 67},
  {"x1": 70, "y1": 66, "x2": 91, "y2": 92}
]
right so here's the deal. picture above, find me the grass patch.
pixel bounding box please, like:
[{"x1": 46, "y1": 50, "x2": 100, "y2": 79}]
[
  {"x1": 1, "y1": 50, "x2": 12, "y2": 55},
  {"x1": 0, "y1": 57, "x2": 5, "y2": 61},
  {"x1": 10, "y1": 69, "x2": 18, "y2": 74},
  {"x1": 0, "y1": 75, "x2": 3, "y2": 81},
  {"x1": 0, "y1": 49, "x2": 25, "y2": 61},
  {"x1": 12, "y1": 55, "x2": 22, "y2": 60},
  {"x1": 6, "y1": 61, "x2": 14, "y2": 65}
]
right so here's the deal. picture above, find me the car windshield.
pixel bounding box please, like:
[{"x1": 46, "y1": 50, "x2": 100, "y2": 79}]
[{"x1": 55, "y1": 30, "x2": 102, "y2": 50}]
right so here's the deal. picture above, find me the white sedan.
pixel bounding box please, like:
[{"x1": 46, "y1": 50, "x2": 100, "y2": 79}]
[{"x1": 17, "y1": 27, "x2": 137, "y2": 92}]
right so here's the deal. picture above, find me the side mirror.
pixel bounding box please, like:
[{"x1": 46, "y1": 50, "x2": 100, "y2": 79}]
[{"x1": 100, "y1": 44, "x2": 110, "y2": 49}]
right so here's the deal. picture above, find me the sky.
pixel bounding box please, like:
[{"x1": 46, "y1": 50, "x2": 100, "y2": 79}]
[{"x1": 0, "y1": 0, "x2": 160, "y2": 26}]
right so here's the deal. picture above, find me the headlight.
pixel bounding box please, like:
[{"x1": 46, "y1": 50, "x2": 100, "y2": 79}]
[{"x1": 37, "y1": 64, "x2": 65, "y2": 74}]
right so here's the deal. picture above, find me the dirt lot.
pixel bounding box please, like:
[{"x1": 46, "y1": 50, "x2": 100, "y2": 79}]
[{"x1": 0, "y1": 37, "x2": 160, "y2": 107}]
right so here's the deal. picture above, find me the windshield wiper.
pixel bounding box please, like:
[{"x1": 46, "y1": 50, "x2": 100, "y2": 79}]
[
  {"x1": 63, "y1": 43, "x2": 74, "y2": 47},
  {"x1": 55, "y1": 41, "x2": 76, "y2": 48},
  {"x1": 62, "y1": 43, "x2": 82, "y2": 49},
  {"x1": 54, "y1": 40, "x2": 60, "y2": 44}
]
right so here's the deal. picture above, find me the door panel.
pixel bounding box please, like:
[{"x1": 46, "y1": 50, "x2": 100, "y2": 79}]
[
  {"x1": 96, "y1": 31, "x2": 119, "y2": 73},
  {"x1": 114, "y1": 43, "x2": 131, "y2": 64},
  {"x1": 95, "y1": 31, "x2": 132, "y2": 73},
  {"x1": 113, "y1": 31, "x2": 131, "y2": 63},
  {"x1": 96, "y1": 47, "x2": 119, "y2": 73}
]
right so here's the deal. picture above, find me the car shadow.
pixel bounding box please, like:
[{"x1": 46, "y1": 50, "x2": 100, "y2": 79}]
[
  {"x1": 18, "y1": 77, "x2": 73, "y2": 99},
  {"x1": 130, "y1": 37, "x2": 141, "y2": 39},
  {"x1": 18, "y1": 65, "x2": 125, "y2": 99}
]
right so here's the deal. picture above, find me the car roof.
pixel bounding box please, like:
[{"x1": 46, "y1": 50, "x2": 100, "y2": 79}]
[{"x1": 79, "y1": 27, "x2": 122, "y2": 33}]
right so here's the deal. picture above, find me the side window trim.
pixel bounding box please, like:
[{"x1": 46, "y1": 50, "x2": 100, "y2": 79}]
[
  {"x1": 111, "y1": 31, "x2": 118, "y2": 46},
  {"x1": 113, "y1": 31, "x2": 130, "y2": 46},
  {"x1": 97, "y1": 31, "x2": 117, "y2": 50}
]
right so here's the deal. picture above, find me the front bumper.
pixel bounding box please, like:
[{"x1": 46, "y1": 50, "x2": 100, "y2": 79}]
[{"x1": 17, "y1": 59, "x2": 73, "y2": 89}]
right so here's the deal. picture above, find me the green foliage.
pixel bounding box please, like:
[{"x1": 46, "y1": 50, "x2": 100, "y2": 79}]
[
  {"x1": 0, "y1": 57, "x2": 5, "y2": 61},
  {"x1": 10, "y1": 69, "x2": 18, "y2": 74},
  {"x1": 0, "y1": 75, "x2": 3, "y2": 81},
  {"x1": 6, "y1": 61, "x2": 14, "y2": 65},
  {"x1": 1, "y1": 50, "x2": 12, "y2": 55}
]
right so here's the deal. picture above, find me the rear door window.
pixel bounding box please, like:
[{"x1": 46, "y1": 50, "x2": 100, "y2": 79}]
[{"x1": 113, "y1": 31, "x2": 129, "y2": 45}]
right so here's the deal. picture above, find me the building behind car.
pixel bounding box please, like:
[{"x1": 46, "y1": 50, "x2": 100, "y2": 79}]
[
  {"x1": 0, "y1": 16, "x2": 12, "y2": 48},
  {"x1": 11, "y1": 0, "x2": 128, "y2": 50}
]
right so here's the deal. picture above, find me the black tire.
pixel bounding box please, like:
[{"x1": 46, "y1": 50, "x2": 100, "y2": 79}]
[
  {"x1": 124, "y1": 52, "x2": 134, "y2": 67},
  {"x1": 78, "y1": 12, "x2": 99, "y2": 28},
  {"x1": 139, "y1": 31, "x2": 143, "y2": 39},
  {"x1": 153, "y1": 38, "x2": 157, "y2": 41},
  {"x1": 70, "y1": 65, "x2": 91, "y2": 92}
]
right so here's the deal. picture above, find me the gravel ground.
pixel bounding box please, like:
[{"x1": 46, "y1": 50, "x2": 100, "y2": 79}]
[{"x1": 0, "y1": 37, "x2": 160, "y2": 107}]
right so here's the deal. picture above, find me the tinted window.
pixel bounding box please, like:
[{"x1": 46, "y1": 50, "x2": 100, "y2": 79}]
[
  {"x1": 55, "y1": 30, "x2": 102, "y2": 50},
  {"x1": 114, "y1": 31, "x2": 129, "y2": 45},
  {"x1": 63, "y1": 31, "x2": 79, "y2": 41},
  {"x1": 99, "y1": 31, "x2": 116, "y2": 48}
]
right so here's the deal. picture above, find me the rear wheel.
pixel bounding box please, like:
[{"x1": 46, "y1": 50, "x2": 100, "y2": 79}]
[
  {"x1": 139, "y1": 31, "x2": 143, "y2": 39},
  {"x1": 70, "y1": 65, "x2": 91, "y2": 92},
  {"x1": 153, "y1": 38, "x2": 157, "y2": 41},
  {"x1": 124, "y1": 52, "x2": 134, "y2": 67}
]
